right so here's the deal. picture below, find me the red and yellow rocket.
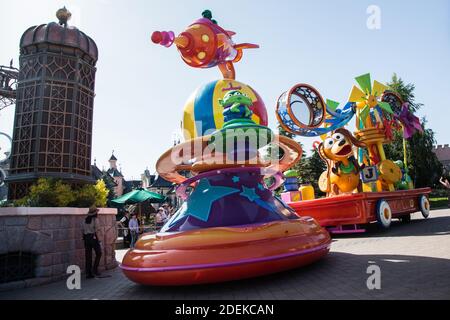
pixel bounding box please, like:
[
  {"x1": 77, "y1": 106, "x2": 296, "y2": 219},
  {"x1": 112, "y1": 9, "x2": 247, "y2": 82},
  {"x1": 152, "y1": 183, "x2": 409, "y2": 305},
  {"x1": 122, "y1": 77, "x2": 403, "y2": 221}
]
[{"x1": 151, "y1": 11, "x2": 259, "y2": 80}]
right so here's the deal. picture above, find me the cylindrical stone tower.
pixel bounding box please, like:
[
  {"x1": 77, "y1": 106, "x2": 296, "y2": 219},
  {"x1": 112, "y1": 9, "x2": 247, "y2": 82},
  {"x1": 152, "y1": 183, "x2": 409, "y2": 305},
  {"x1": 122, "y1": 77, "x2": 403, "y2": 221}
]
[{"x1": 7, "y1": 8, "x2": 98, "y2": 199}]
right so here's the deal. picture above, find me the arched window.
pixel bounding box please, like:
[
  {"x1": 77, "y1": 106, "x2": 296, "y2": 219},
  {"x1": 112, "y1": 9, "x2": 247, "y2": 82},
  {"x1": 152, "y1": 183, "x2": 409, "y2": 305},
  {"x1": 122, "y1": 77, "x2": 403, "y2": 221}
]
[{"x1": 0, "y1": 252, "x2": 37, "y2": 283}]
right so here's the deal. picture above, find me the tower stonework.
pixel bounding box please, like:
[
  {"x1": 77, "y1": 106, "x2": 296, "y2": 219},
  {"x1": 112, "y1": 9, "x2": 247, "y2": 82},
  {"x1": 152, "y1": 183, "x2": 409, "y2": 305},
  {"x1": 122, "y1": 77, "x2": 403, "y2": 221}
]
[{"x1": 7, "y1": 10, "x2": 98, "y2": 199}]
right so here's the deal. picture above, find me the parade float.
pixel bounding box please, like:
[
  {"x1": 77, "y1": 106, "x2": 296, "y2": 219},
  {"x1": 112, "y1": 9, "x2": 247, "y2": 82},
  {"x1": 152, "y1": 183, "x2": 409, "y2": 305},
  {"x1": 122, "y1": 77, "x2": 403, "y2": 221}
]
[
  {"x1": 120, "y1": 11, "x2": 331, "y2": 286},
  {"x1": 276, "y1": 75, "x2": 431, "y2": 234}
]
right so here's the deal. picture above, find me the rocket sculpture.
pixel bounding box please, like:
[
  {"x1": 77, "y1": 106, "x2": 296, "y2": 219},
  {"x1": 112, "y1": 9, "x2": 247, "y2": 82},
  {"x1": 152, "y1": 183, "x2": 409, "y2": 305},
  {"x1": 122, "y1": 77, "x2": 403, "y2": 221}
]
[{"x1": 151, "y1": 10, "x2": 259, "y2": 80}]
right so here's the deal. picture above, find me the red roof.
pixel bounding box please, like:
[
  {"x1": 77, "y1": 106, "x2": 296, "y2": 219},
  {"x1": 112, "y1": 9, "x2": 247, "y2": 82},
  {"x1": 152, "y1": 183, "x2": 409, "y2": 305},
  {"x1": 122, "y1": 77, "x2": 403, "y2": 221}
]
[
  {"x1": 20, "y1": 22, "x2": 98, "y2": 63},
  {"x1": 434, "y1": 145, "x2": 450, "y2": 162}
]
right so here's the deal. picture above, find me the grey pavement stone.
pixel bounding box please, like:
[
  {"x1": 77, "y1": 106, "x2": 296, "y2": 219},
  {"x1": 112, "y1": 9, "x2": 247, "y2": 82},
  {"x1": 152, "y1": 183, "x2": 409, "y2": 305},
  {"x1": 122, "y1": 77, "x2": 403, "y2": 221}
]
[
  {"x1": 35, "y1": 266, "x2": 52, "y2": 277},
  {"x1": 0, "y1": 280, "x2": 26, "y2": 292}
]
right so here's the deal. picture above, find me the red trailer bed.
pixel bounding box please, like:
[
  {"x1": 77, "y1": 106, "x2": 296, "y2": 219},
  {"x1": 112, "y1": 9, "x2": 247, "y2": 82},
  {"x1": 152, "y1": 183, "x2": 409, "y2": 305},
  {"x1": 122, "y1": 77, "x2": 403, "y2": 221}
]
[{"x1": 288, "y1": 188, "x2": 431, "y2": 233}]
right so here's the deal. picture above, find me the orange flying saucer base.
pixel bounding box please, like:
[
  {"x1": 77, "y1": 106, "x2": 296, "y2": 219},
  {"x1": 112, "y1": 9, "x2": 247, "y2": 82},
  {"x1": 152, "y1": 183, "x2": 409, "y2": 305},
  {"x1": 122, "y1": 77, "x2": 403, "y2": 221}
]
[{"x1": 121, "y1": 219, "x2": 330, "y2": 286}]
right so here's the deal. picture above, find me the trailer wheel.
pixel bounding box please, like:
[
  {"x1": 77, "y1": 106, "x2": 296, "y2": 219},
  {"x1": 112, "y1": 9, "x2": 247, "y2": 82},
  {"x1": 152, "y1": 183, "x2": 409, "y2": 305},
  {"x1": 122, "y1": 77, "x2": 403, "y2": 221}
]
[
  {"x1": 419, "y1": 195, "x2": 430, "y2": 219},
  {"x1": 376, "y1": 199, "x2": 392, "y2": 229}
]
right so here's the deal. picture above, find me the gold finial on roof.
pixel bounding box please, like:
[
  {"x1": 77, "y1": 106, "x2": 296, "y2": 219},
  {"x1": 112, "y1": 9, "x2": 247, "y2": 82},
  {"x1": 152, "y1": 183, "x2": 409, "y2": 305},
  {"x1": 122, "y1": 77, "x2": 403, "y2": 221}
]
[{"x1": 56, "y1": 6, "x2": 72, "y2": 27}]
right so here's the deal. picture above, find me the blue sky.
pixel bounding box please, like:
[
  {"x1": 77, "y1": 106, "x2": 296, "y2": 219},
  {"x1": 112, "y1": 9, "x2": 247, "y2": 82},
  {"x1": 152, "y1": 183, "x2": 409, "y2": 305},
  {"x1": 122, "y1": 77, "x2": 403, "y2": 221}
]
[{"x1": 1, "y1": 0, "x2": 449, "y2": 180}]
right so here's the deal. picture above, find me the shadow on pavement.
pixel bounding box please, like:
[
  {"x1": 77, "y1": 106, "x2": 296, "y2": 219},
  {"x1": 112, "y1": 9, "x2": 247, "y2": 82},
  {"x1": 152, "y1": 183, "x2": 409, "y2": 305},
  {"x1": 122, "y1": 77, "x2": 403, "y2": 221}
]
[
  {"x1": 126, "y1": 251, "x2": 450, "y2": 300},
  {"x1": 1, "y1": 252, "x2": 449, "y2": 300},
  {"x1": 331, "y1": 215, "x2": 450, "y2": 239}
]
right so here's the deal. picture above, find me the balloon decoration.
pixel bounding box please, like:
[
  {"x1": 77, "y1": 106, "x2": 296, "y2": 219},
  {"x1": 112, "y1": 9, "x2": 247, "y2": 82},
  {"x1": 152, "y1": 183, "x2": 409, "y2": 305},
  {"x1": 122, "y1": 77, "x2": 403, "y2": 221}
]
[{"x1": 120, "y1": 10, "x2": 331, "y2": 286}]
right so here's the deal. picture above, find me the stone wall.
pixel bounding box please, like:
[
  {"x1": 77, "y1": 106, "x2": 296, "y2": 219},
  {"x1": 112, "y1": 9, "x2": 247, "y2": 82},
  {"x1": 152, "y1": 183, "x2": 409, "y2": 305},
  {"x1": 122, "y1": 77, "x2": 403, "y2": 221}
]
[{"x1": 0, "y1": 207, "x2": 118, "y2": 291}]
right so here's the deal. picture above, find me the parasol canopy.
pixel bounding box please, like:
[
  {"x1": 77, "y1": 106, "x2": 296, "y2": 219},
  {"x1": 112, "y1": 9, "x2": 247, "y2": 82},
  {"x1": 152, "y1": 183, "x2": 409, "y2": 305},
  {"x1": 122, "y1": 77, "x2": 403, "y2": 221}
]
[{"x1": 111, "y1": 188, "x2": 166, "y2": 205}]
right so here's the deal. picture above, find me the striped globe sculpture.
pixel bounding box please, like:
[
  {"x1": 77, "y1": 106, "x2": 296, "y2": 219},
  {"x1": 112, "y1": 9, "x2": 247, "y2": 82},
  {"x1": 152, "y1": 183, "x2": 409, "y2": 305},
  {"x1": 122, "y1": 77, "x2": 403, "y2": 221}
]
[{"x1": 182, "y1": 79, "x2": 268, "y2": 139}]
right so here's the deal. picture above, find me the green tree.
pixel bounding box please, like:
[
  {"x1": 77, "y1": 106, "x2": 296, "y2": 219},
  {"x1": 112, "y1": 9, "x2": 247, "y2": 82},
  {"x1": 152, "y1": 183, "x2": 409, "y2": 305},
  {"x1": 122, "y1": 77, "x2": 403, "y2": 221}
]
[
  {"x1": 278, "y1": 123, "x2": 295, "y2": 139},
  {"x1": 94, "y1": 180, "x2": 109, "y2": 207},
  {"x1": 276, "y1": 125, "x2": 327, "y2": 196},
  {"x1": 54, "y1": 180, "x2": 76, "y2": 206},
  {"x1": 15, "y1": 178, "x2": 109, "y2": 207},
  {"x1": 15, "y1": 178, "x2": 75, "y2": 207},
  {"x1": 385, "y1": 74, "x2": 442, "y2": 188},
  {"x1": 100, "y1": 172, "x2": 117, "y2": 205},
  {"x1": 408, "y1": 121, "x2": 443, "y2": 187},
  {"x1": 297, "y1": 148, "x2": 326, "y2": 196},
  {"x1": 72, "y1": 180, "x2": 109, "y2": 207},
  {"x1": 388, "y1": 73, "x2": 423, "y2": 112}
]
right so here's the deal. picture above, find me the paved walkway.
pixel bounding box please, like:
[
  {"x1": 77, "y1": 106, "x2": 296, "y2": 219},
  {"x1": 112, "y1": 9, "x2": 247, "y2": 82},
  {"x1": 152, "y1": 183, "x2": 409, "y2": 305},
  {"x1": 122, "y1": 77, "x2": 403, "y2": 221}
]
[{"x1": 1, "y1": 209, "x2": 450, "y2": 300}]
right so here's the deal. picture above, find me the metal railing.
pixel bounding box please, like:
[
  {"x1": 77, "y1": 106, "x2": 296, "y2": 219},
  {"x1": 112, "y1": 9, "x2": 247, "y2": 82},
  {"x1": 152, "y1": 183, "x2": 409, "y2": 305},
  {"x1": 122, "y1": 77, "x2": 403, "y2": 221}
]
[{"x1": 116, "y1": 224, "x2": 160, "y2": 237}]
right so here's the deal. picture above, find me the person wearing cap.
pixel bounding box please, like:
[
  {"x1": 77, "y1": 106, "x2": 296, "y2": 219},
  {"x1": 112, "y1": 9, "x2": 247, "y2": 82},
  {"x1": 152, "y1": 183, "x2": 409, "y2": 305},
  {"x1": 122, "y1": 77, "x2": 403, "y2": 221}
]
[{"x1": 82, "y1": 206, "x2": 102, "y2": 278}]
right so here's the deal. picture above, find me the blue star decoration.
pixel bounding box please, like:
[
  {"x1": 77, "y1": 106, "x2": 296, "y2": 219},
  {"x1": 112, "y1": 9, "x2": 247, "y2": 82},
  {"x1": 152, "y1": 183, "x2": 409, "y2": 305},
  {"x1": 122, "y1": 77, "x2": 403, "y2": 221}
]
[
  {"x1": 240, "y1": 186, "x2": 260, "y2": 202},
  {"x1": 232, "y1": 176, "x2": 240, "y2": 183},
  {"x1": 254, "y1": 199, "x2": 280, "y2": 214},
  {"x1": 239, "y1": 186, "x2": 280, "y2": 220},
  {"x1": 257, "y1": 183, "x2": 265, "y2": 191},
  {"x1": 168, "y1": 179, "x2": 240, "y2": 226}
]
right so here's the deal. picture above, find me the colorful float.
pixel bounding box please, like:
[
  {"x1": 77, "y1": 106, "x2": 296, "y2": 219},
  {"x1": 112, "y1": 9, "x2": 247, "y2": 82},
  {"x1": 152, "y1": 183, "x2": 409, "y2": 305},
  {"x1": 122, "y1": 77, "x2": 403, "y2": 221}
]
[
  {"x1": 277, "y1": 75, "x2": 431, "y2": 234},
  {"x1": 120, "y1": 10, "x2": 331, "y2": 286}
]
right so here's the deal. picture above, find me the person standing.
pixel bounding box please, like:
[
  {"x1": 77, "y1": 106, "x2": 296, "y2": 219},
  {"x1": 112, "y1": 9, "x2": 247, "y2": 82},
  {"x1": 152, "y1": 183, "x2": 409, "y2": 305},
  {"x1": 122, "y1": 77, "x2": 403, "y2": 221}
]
[
  {"x1": 118, "y1": 211, "x2": 131, "y2": 248},
  {"x1": 167, "y1": 205, "x2": 175, "y2": 219},
  {"x1": 155, "y1": 207, "x2": 165, "y2": 229},
  {"x1": 161, "y1": 205, "x2": 169, "y2": 223},
  {"x1": 439, "y1": 175, "x2": 450, "y2": 207},
  {"x1": 129, "y1": 213, "x2": 140, "y2": 249},
  {"x1": 82, "y1": 206, "x2": 102, "y2": 279}
]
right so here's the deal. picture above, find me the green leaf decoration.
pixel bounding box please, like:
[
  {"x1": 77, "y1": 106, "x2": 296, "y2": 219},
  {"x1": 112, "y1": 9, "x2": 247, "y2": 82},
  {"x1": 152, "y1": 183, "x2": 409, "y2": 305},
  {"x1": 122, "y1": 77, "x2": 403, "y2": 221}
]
[
  {"x1": 358, "y1": 117, "x2": 364, "y2": 130},
  {"x1": 360, "y1": 105, "x2": 370, "y2": 122},
  {"x1": 326, "y1": 99, "x2": 340, "y2": 112},
  {"x1": 378, "y1": 101, "x2": 394, "y2": 114},
  {"x1": 355, "y1": 73, "x2": 372, "y2": 94}
]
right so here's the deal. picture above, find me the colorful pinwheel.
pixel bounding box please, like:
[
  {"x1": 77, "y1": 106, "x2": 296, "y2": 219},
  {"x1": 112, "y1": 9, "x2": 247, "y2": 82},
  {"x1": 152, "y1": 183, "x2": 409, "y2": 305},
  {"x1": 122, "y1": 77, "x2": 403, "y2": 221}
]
[
  {"x1": 395, "y1": 103, "x2": 423, "y2": 139},
  {"x1": 348, "y1": 73, "x2": 393, "y2": 128}
]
